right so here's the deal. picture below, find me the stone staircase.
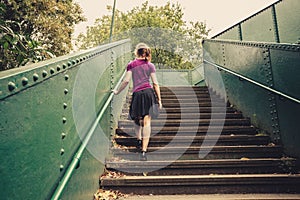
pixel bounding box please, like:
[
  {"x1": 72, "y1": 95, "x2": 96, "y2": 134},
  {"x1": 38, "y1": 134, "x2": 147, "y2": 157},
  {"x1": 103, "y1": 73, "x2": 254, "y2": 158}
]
[{"x1": 100, "y1": 86, "x2": 300, "y2": 195}]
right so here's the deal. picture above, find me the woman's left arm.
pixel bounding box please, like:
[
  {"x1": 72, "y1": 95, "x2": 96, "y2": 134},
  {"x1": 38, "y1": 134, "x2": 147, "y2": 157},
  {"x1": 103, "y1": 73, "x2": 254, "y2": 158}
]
[{"x1": 150, "y1": 72, "x2": 162, "y2": 109}]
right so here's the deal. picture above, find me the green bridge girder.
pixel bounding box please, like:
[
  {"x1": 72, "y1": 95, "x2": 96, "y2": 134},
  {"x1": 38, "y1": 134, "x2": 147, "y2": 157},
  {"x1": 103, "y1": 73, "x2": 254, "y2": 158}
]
[{"x1": 0, "y1": 0, "x2": 299, "y2": 199}]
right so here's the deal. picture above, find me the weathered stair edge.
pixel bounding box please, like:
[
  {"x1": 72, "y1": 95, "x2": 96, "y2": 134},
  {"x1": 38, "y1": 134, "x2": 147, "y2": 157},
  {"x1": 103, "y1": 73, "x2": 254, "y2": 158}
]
[
  {"x1": 100, "y1": 174, "x2": 300, "y2": 194},
  {"x1": 105, "y1": 158, "x2": 297, "y2": 175}
]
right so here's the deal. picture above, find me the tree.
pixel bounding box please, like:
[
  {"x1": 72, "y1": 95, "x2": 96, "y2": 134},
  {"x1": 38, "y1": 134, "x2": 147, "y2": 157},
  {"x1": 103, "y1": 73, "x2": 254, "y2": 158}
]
[
  {"x1": 76, "y1": 1, "x2": 210, "y2": 69},
  {"x1": 0, "y1": 0, "x2": 85, "y2": 70}
]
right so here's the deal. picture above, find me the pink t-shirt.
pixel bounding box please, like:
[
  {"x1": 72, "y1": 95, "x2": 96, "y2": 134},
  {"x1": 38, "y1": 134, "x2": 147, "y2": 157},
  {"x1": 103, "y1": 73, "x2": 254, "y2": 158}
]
[{"x1": 126, "y1": 59, "x2": 156, "y2": 93}]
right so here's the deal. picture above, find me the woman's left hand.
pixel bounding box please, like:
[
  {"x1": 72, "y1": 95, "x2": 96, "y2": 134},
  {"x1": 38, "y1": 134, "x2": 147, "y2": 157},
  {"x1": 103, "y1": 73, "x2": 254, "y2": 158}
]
[{"x1": 158, "y1": 100, "x2": 163, "y2": 110}]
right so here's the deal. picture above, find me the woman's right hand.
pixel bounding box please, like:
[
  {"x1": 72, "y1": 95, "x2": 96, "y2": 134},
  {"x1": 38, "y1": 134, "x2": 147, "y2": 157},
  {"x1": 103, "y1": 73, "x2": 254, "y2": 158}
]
[{"x1": 112, "y1": 89, "x2": 118, "y2": 95}]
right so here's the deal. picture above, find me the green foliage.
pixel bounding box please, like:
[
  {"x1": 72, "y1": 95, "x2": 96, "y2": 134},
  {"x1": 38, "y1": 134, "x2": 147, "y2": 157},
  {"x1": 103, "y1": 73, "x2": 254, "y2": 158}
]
[
  {"x1": 0, "y1": 0, "x2": 85, "y2": 71},
  {"x1": 76, "y1": 1, "x2": 211, "y2": 69}
]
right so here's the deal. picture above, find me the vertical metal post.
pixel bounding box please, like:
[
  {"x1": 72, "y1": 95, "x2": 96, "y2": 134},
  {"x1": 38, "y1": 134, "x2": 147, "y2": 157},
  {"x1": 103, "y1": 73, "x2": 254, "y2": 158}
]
[
  {"x1": 109, "y1": 0, "x2": 117, "y2": 43},
  {"x1": 238, "y1": 23, "x2": 243, "y2": 41},
  {"x1": 271, "y1": 4, "x2": 280, "y2": 43}
]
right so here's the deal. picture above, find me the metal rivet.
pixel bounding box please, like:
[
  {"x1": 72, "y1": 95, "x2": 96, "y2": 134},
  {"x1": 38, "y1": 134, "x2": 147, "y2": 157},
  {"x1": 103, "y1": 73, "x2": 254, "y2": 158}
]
[
  {"x1": 60, "y1": 148, "x2": 65, "y2": 155},
  {"x1": 72, "y1": 60, "x2": 76, "y2": 65},
  {"x1": 42, "y1": 70, "x2": 48, "y2": 78},
  {"x1": 60, "y1": 165, "x2": 64, "y2": 171},
  {"x1": 8, "y1": 82, "x2": 16, "y2": 91},
  {"x1": 21, "y1": 77, "x2": 29, "y2": 86},
  {"x1": 33, "y1": 73, "x2": 39, "y2": 82},
  {"x1": 61, "y1": 132, "x2": 66, "y2": 139},
  {"x1": 57, "y1": 65, "x2": 61, "y2": 71},
  {"x1": 67, "y1": 61, "x2": 72, "y2": 67},
  {"x1": 62, "y1": 64, "x2": 67, "y2": 69},
  {"x1": 50, "y1": 68, "x2": 55, "y2": 74},
  {"x1": 64, "y1": 89, "x2": 69, "y2": 95},
  {"x1": 62, "y1": 117, "x2": 67, "y2": 124},
  {"x1": 63, "y1": 103, "x2": 67, "y2": 109},
  {"x1": 64, "y1": 75, "x2": 69, "y2": 81}
]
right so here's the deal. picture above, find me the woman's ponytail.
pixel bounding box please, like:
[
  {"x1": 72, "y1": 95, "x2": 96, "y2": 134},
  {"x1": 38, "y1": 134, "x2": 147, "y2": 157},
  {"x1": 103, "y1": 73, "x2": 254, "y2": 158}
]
[{"x1": 134, "y1": 43, "x2": 152, "y2": 62}]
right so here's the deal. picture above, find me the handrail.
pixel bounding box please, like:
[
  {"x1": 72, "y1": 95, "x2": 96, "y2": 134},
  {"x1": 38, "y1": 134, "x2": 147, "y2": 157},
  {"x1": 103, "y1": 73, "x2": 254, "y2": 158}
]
[
  {"x1": 204, "y1": 59, "x2": 300, "y2": 104},
  {"x1": 51, "y1": 70, "x2": 127, "y2": 200}
]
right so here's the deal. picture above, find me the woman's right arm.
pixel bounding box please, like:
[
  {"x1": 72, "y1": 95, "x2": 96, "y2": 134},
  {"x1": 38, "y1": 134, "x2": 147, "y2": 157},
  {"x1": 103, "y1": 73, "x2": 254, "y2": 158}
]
[{"x1": 113, "y1": 71, "x2": 132, "y2": 95}]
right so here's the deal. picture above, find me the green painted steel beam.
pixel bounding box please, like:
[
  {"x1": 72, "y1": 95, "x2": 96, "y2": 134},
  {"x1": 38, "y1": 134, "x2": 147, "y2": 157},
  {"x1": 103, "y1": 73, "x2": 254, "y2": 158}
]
[
  {"x1": 203, "y1": 38, "x2": 300, "y2": 159},
  {"x1": 0, "y1": 39, "x2": 131, "y2": 199}
]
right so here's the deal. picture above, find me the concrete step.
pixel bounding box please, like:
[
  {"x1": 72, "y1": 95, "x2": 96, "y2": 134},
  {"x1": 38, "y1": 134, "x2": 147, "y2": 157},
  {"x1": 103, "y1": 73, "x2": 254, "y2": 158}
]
[
  {"x1": 114, "y1": 135, "x2": 270, "y2": 147},
  {"x1": 121, "y1": 112, "x2": 243, "y2": 119},
  {"x1": 126, "y1": 97, "x2": 225, "y2": 103},
  {"x1": 116, "y1": 125, "x2": 257, "y2": 136},
  {"x1": 122, "y1": 107, "x2": 237, "y2": 114},
  {"x1": 118, "y1": 119, "x2": 251, "y2": 127},
  {"x1": 111, "y1": 145, "x2": 283, "y2": 160},
  {"x1": 105, "y1": 158, "x2": 297, "y2": 175},
  {"x1": 160, "y1": 86, "x2": 209, "y2": 91},
  {"x1": 100, "y1": 174, "x2": 300, "y2": 194}
]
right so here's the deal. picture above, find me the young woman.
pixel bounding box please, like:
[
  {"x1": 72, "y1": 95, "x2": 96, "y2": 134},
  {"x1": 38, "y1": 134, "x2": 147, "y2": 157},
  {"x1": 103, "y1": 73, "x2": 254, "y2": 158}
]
[{"x1": 113, "y1": 43, "x2": 162, "y2": 161}]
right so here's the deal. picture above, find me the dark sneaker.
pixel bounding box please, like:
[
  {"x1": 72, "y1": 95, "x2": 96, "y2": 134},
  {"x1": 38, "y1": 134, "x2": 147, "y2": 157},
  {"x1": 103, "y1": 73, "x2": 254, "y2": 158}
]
[
  {"x1": 140, "y1": 151, "x2": 147, "y2": 161},
  {"x1": 136, "y1": 139, "x2": 142, "y2": 152}
]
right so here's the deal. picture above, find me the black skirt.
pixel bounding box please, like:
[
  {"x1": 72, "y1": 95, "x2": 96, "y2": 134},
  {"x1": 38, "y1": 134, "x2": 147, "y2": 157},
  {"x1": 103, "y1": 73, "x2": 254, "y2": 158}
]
[{"x1": 129, "y1": 88, "x2": 159, "y2": 120}]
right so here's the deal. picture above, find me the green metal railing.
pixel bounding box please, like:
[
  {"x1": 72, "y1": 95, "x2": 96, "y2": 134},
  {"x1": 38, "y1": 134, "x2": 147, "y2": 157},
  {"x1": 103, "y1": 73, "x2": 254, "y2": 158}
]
[
  {"x1": 0, "y1": 39, "x2": 131, "y2": 200},
  {"x1": 206, "y1": 0, "x2": 300, "y2": 160},
  {"x1": 203, "y1": 59, "x2": 300, "y2": 104},
  {"x1": 212, "y1": 0, "x2": 300, "y2": 44},
  {"x1": 203, "y1": 38, "x2": 300, "y2": 159},
  {"x1": 51, "y1": 70, "x2": 127, "y2": 200}
]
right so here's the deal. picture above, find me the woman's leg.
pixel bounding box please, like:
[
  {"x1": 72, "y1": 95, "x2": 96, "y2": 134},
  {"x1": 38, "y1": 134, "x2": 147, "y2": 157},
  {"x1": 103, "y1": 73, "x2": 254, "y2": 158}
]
[
  {"x1": 142, "y1": 115, "x2": 151, "y2": 152},
  {"x1": 134, "y1": 118, "x2": 142, "y2": 151},
  {"x1": 134, "y1": 123, "x2": 142, "y2": 140}
]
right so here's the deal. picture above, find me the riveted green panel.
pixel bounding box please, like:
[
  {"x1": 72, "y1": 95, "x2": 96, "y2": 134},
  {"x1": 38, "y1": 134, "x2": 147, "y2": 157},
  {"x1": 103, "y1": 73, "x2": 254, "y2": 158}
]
[
  {"x1": 203, "y1": 61, "x2": 225, "y2": 97},
  {"x1": 213, "y1": 0, "x2": 299, "y2": 45},
  {"x1": 59, "y1": 149, "x2": 104, "y2": 200},
  {"x1": 222, "y1": 72, "x2": 275, "y2": 134},
  {"x1": 270, "y1": 48, "x2": 300, "y2": 99},
  {"x1": 276, "y1": 97, "x2": 300, "y2": 158},
  {"x1": 242, "y1": 8, "x2": 275, "y2": 42},
  {"x1": 215, "y1": 26, "x2": 240, "y2": 41},
  {"x1": 222, "y1": 43, "x2": 268, "y2": 85},
  {"x1": 270, "y1": 47, "x2": 300, "y2": 157},
  {"x1": 202, "y1": 40, "x2": 225, "y2": 67},
  {"x1": 59, "y1": 108, "x2": 111, "y2": 200},
  {"x1": 58, "y1": 44, "x2": 132, "y2": 199},
  {"x1": 203, "y1": 39, "x2": 300, "y2": 159},
  {"x1": 203, "y1": 40, "x2": 276, "y2": 135},
  {"x1": 276, "y1": 0, "x2": 300, "y2": 44},
  {"x1": 0, "y1": 39, "x2": 131, "y2": 199},
  {"x1": 0, "y1": 77, "x2": 62, "y2": 200}
]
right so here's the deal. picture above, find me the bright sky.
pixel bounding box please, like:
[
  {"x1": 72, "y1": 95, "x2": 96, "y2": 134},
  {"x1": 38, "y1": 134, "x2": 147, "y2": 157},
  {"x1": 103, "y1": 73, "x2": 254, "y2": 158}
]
[{"x1": 74, "y1": 0, "x2": 278, "y2": 38}]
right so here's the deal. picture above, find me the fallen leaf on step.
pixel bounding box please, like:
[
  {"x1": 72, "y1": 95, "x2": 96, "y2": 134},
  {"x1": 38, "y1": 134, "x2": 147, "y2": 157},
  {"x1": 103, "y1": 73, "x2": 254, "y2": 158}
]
[
  {"x1": 93, "y1": 189, "x2": 128, "y2": 200},
  {"x1": 240, "y1": 157, "x2": 250, "y2": 160},
  {"x1": 268, "y1": 143, "x2": 275, "y2": 146}
]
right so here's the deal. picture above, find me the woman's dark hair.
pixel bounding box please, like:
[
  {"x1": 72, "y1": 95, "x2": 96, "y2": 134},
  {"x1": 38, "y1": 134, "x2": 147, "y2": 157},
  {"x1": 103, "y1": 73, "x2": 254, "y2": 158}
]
[{"x1": 135, "y1": 43, "x2": 151, "y2": 61}]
